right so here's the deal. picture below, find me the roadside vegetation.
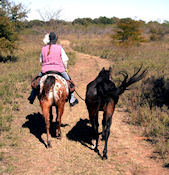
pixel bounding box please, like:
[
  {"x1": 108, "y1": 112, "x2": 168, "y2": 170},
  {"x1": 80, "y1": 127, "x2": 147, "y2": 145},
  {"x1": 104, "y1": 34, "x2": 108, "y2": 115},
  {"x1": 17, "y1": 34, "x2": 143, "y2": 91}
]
[
  {"x1": 0, "y1": 0, "x2": 169, "y2": 172},
  {"x1": 69, "y1": 19, "x2": 169, "y2": 166}
]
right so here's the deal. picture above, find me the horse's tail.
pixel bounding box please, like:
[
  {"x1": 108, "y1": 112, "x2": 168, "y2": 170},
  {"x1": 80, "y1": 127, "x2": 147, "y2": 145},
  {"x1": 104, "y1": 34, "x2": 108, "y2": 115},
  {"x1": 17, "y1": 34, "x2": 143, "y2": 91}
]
[
  {"x1": 41, "y1": 76, "x2": 55, "y2": 98},
  {"x1": 115, "y1": 66, "x2": 148, "y2": 96}
]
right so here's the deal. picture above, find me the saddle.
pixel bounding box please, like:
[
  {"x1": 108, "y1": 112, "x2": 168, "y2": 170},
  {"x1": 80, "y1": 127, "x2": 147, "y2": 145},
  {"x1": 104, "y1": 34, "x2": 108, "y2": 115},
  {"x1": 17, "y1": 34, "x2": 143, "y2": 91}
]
[{"x1": 31, "y1": 71, "x2": 75, "y2": 93}]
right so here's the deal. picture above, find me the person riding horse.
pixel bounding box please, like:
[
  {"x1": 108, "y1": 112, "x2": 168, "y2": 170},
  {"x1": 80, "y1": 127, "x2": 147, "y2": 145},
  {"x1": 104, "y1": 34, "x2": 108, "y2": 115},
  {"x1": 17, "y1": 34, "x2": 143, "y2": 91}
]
[{"x1": 28, "y1": 32, "x2": 79, "y2": 107}]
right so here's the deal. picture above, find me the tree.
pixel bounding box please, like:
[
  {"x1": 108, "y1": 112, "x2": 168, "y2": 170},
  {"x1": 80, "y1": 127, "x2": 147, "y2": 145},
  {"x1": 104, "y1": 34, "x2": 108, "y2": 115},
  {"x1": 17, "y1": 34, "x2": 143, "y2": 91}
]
[
  {"x1": 1, "y1": 0, "x2": 29, "y2": 30},
  {"x1": 37, "y1": 7, "x2": 62, "y2": 31},
  {"x1": 113, "y1": 18, "x2": 143, "y2": 46},
  {"x1": 72, "y1": 18, "x2": 93, "y2": 25},
  {"x1": 0, "y1": 15, "x2": 17, "y2": 55},
  {"x1": 3, "y1": 1, "x2": 27, "y2": 21},
  {"x1": 0, "y1": 0, "x2": 29, "y2": 60},
  {"x1": 37, "y1": 8, "x2": 62, "y2": 22},
  {"x1": 93, "y1": 16, "x2": 113, "y2": 24}
]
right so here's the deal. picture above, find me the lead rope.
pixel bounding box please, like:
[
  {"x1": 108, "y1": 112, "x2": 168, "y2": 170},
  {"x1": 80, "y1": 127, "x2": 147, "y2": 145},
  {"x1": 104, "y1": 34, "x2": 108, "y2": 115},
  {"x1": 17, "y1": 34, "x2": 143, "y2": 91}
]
[
  {"x1": 66, "y1": 73, "x2": 86, "y2": 101},
  {"x1": 74, "y1": 89, "x2": 85, "y2": 101}
]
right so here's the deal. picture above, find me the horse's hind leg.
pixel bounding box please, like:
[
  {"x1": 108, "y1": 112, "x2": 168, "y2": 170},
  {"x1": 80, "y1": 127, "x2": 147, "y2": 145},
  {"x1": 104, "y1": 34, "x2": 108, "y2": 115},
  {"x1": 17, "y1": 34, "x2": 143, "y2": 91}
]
[
  {"x1": 56, "y1": 103, "x2": 65, "y2": 139},
  {"x1": 89, "y1": 112, "x2": 99, "y2": 153},
  {"x1": 102, "y1": 115, "x2": 106, "y2": 141},
  {"x1": 102, "y1": 114, "x2": 112, "y2": 159},
  {"x1": 94, "y1": 114, "x2": 99, "y2": 153},
  {"x1": 102, "y1": 101, "x2": 115, "y2": 159},
  {"x1": 42, "y1": 105, "x2": 52, "y2": 148},
  {"x1": 49, "y1": 106, "x2": 53, "y2": 124}
]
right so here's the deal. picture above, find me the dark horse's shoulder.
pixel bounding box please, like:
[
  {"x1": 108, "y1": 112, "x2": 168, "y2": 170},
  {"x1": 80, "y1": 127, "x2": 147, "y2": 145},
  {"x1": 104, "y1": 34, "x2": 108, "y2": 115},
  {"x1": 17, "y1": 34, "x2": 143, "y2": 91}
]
[{"x1": 96, "y1": 80, "x2": 116, "y2": 92}]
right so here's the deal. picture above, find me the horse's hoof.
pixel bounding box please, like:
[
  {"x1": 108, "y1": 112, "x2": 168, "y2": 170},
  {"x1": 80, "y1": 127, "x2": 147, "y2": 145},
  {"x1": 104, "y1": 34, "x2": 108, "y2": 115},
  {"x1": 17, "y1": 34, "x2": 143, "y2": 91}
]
[
  {"x1": 47, "y1": 141, "x2": 52, "y2": 148},
  {"x1": 101, "y1": 137, "x2": 105, "y2": 141},
  {"x1": 56, "y1": 132, "x2": 61, "y2": 139},
  {"x1": 56, "y1": 136, "x2": 61, "y2": 140},
  {"x1": 102, "y1": 154, "x2": 107, "y2": 160},
  {"x1": 94, "y1": 147, "x2": 99, "y2": 154},
  {"x1": 91, "y1": 144, "x2": 95, "y2": 150},
  {"x1": 101, "y1": 134, "x2": 105, "y2": 141}
]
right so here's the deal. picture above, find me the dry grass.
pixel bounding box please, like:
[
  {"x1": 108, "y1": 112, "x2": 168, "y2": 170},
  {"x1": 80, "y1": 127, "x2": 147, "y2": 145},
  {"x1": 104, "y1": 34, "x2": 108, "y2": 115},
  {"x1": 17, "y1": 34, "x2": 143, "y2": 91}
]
[
  {"x1": 69, "y1": 33, "x2": 169, "y2": 164},
  {"x1": 0, "y1": 28, "x2": 169, "y2": 174}
]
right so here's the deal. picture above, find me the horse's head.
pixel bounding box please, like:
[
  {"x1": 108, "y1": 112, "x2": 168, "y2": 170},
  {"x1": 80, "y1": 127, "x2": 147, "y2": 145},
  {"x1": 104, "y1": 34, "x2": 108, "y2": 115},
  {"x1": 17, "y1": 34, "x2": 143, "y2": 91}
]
[{"x1": 98, "y1": 67, "x2": 112, "y2": 81}]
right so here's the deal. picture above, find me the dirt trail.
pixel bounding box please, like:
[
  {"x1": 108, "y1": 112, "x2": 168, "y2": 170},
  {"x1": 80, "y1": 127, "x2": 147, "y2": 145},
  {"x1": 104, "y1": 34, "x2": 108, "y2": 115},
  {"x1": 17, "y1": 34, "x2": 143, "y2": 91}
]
[{"x1": 10, "y1": 40, "x2": 168, "y2": 175}]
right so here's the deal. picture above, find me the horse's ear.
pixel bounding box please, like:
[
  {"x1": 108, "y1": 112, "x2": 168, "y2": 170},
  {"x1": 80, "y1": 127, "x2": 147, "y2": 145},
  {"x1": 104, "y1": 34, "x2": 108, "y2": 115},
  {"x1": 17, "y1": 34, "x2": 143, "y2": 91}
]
[{"x1": 102, "y1": 67, "x2": 105, "y2": 71}]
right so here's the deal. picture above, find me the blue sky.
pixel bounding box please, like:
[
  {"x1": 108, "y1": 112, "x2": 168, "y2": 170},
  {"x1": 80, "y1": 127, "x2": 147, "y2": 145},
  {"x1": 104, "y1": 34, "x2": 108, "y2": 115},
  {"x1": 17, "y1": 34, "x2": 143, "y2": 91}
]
[{"x1": 13, "y1": 0, "x2": 169, "y2": 22}]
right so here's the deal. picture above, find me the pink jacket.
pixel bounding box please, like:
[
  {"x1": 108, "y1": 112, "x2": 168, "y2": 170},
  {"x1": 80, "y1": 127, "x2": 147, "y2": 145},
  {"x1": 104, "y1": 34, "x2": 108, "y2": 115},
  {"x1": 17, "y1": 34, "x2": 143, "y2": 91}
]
[{"x1": 41, "y1": 44, "x2": 65, "y2": 73}]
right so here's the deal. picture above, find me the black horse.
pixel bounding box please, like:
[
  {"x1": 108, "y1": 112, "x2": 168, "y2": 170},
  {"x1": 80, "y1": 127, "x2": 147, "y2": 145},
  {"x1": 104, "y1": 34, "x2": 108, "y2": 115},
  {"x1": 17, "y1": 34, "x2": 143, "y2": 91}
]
[{"x1": 85, "y1": 66, "x2": 147, "y2": 160}]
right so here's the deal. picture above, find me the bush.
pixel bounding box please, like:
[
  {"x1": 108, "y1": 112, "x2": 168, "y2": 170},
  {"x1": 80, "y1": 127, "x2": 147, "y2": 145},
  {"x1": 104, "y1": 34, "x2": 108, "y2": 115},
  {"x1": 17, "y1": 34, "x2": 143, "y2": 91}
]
[
  {"x1": 126, "y1": 76, "x2": 169, "y2": 161},
  {"x1": 148, "y1": 23, "x2": 168, "y2": 41},
  {"x1": 113, "y1": 18, "x2": 144, "y2": 46},
  {"x1": 141, "y1": 76, "x2": 169, "y2": 108}
]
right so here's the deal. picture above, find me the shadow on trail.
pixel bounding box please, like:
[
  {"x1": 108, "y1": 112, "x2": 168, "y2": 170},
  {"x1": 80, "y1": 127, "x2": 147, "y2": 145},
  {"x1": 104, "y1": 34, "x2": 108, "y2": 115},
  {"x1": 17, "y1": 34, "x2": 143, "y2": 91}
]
[
  {"x1": 67, "y1": 118, "x2": 102, "y2": 159},
  {"x1": 22, "y1": 112, "x2": 69, "y2": 147},
  {"x1": 67, "y1": 118, "x2": 94, "y2": 149}
]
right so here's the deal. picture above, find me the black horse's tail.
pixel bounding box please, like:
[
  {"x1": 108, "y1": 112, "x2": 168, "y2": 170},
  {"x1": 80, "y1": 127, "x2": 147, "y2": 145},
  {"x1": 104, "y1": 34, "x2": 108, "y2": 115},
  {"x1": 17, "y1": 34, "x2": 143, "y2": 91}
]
[
  {"x1": 41, "y1": 76, "x2": 55, "y2": 99},
  {"x1": 115, "y1": 66, "x2": 147, "y2": 96}
]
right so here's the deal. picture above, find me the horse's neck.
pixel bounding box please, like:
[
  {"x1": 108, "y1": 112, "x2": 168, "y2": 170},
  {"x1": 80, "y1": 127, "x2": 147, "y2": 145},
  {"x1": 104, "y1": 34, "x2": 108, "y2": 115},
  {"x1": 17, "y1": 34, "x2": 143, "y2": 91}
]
[{"x1": 95, "y1": 76, "x2": 103, "y2": 83}]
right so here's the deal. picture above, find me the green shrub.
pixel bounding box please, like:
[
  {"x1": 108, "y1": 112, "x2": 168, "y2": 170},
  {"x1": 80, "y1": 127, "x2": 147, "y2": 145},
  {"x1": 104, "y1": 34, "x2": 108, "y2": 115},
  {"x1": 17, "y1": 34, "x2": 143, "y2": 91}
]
[
  {"x1": 100, "y1": 49, "x2": 111, "y2": 59},
  {"x1": 0, "y1": 0, "x2": 29, "y2": 59},
  {"x1": 113, "y1": 18, "x2": 144, "y2": 46},
  {"x1": 141, "y1": 76, "x2": 169, "y2": 108},
  {"x1": 67, "y1": 51, "x2": 76, "y2": 66},
  {"x1": 0, "y1": 15, "x2": 17, "y2": 56},
  {"x1": 0, "y1": 105, "x2": 12, "y2": 133},
  {"x1": 126, "y1": 76, "x2": 169, "y2": 161}
]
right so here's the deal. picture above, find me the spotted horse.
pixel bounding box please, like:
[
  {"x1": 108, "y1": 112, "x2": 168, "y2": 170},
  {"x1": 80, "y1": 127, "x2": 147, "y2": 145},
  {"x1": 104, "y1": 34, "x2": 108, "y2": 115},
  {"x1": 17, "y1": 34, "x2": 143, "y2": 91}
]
[{"x1": 38, "y1": 74, "x2": 70, "y2": 147}]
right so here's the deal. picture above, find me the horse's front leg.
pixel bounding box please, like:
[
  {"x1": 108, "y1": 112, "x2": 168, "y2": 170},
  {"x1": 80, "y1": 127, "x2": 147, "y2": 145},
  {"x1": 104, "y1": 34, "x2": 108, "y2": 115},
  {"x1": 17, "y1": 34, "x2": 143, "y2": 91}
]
[{"x1": 56, "y1": 103, "x2": 64, "y2": 139}]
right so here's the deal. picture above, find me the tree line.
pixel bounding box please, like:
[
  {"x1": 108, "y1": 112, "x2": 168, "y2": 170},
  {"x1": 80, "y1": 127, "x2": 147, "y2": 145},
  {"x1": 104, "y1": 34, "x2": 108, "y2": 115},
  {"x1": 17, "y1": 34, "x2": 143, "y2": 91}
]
[{"x1": 1, "y1": 0, "x2": 169, "y2": 62}]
